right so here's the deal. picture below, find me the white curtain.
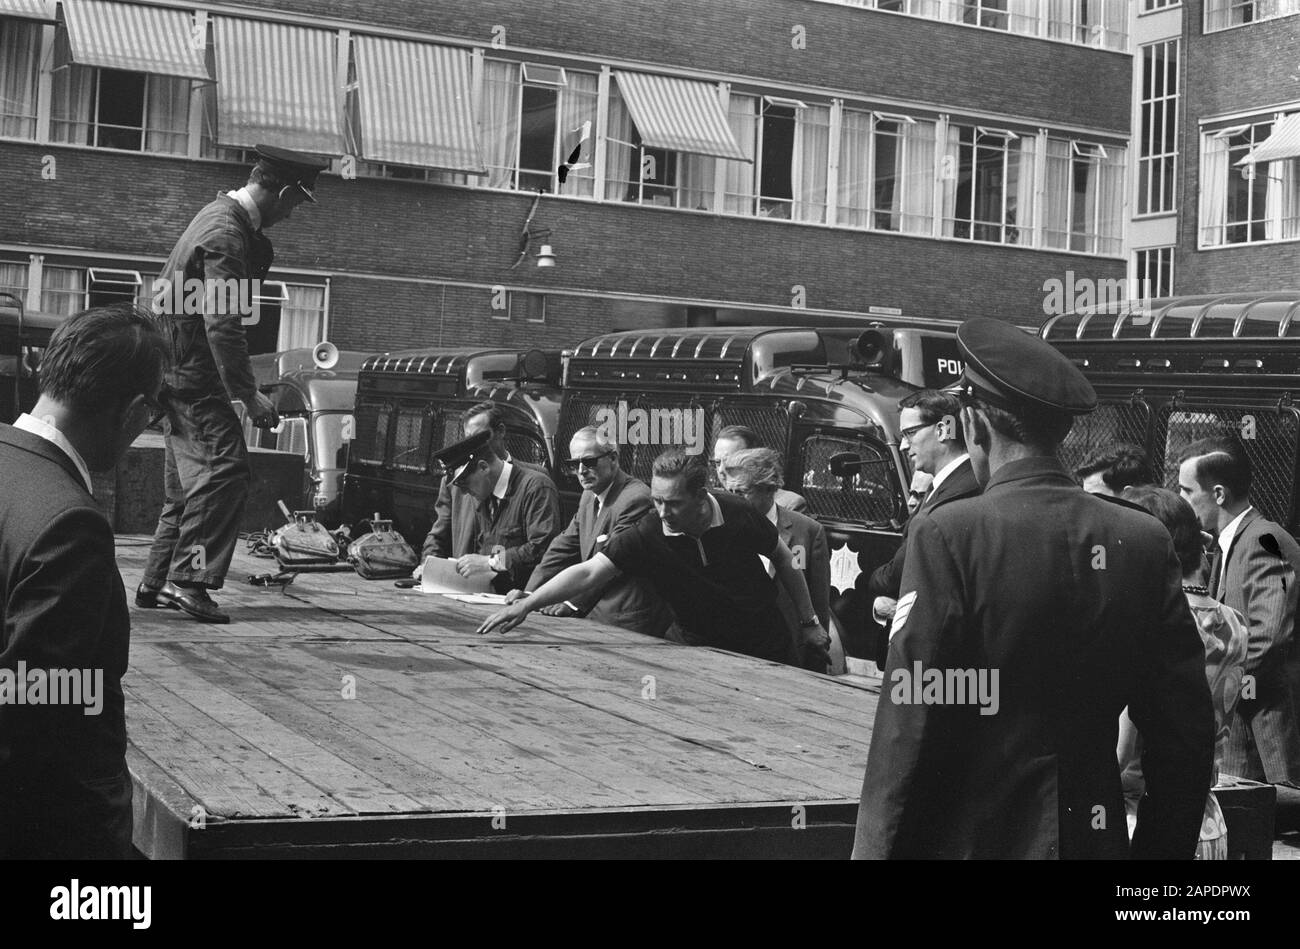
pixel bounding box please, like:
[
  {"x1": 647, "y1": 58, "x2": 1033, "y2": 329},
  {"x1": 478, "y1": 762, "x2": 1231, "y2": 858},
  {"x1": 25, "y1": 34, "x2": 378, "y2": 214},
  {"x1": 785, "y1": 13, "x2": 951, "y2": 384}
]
[
  {"x1": 558, "y1": 71, "x2": 598, "y2": 198},
  {"x1": 603, "y1": 82, "x2": 634, "y2": 201},
  {"x1": 1199, "y1": 135, "x2": 1229, "y2": 246},
  {"x1": 680, "y1": 153, "x2": 715, "y2": 211},
  {"x1": 837, "y1": 109, "x2": 872, "y2": 228},
  {"x1": 939, "y1": 121, "x2": 962, "y2": 237},
  {"x1": 907, "y1": 0, "x2": 943, "y2": 16},
  {"x1": 1046, "y1": 0, "x2": 1075, "y2": 41},
  {"x1": 51, "y1": 64, "x2": 95, "y2": 146},
  {"x1": 901, "y1": 119, "x2": 936, "y2": 235},
  {"x1": 0, "y1": 21, "x2": 40, "y2": 139},
  {"x1": 1007, "y1": 0, "x2": 1039, "y2": 35},
  {"x1": 1042, "y1": 138, "x2": 1072, "y2": 249},
  {"x1": 0, "y1": 263, "x2": 28, "y2": 306},
  {"x1": 1009, "y1": 134, "x2": 1036, "y2": 244},
  {"x1": 480, "y1": 60, "x2": 520, "y2": 189},
  {"x1": 722, "y1": 93, "x2": 757, "y2": 215},
  {"x1": 792, "y1": 105, "x2": 829, "y2": 223},
  {"x1": 144, "y1": 75, "x2": 191, "y2": 155},
  {"x1": 40, "y1": 267, "x2": 85, "y2": 316},
  {"x1": 1096, "y1": 148, "x2": 1125, "y2": 255},
  {"x1": 1278, "y1": 158, "x2": 1300, "y2": 240},
  {"x1": 277, "y1": 285, "x2": 326, "y2": 351}
]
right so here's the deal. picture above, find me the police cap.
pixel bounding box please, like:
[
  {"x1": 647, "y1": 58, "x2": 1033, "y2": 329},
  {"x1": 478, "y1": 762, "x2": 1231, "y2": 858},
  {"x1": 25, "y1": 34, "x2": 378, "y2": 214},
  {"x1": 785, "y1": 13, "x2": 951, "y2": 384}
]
[
  {"x1": 254, "y1": 144, "x2": 330, "y2": 202},
  {"x1": 956, "y1": 317, "x2": 1097, "y2": 415},
  {"x1": 431, "y1": 429, "x2": 492, "y2": 485}
]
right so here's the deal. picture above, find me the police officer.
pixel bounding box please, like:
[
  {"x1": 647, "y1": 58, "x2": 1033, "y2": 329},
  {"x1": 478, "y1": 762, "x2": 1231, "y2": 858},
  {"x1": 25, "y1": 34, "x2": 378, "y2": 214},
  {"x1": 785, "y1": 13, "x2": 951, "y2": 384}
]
[
  {"x1": 853, "y1": 318, "x2": 1214, "y2": 859},
  {"x1": 138, "y1": 145, "x2": 328, "y2": 624}
]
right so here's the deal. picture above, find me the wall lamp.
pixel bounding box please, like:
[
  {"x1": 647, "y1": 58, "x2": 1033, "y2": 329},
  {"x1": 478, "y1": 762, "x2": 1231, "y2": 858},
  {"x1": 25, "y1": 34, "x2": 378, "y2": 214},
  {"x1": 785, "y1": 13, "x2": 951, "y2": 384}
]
[{"x1": 512, "y1": 190, "x2": 557, "y2": 269}]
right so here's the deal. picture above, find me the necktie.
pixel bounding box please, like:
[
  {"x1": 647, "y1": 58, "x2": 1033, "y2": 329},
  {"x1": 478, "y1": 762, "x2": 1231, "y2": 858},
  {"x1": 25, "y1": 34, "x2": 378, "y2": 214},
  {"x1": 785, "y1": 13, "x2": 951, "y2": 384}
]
[{"x1": 1209, "y1": 546, "x2": 1223, "y2": 600}]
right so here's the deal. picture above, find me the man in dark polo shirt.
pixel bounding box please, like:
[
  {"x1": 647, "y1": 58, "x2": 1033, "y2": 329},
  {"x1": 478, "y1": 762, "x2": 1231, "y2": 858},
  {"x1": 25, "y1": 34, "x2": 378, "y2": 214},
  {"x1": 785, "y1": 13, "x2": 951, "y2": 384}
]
[{"x1": 477, "y1": 448, "x2": 830, "y2": 666}]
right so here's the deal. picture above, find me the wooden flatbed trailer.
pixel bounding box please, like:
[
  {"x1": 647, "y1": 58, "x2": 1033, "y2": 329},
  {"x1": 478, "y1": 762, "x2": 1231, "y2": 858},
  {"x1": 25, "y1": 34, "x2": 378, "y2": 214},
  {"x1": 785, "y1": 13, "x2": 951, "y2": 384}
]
[{"x1": 116, "y1": 536, "x2": 878, "y2": 859}]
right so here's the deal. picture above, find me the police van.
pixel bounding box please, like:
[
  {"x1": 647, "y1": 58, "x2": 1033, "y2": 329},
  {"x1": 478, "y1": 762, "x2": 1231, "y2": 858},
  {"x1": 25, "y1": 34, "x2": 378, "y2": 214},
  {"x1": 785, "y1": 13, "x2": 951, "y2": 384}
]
[
  {"x1": 0, "y1": 297, "x2": 63, "y2": 423},
  {"x1": 559, "y1": 323, "x2": 965, "y2": 659},
  {"x1": 1040, "y1": 291, "x2": 1300, "y2": 533},
  {"x1": 341, "y1": 347, "x2": 562, "y2": 545}
]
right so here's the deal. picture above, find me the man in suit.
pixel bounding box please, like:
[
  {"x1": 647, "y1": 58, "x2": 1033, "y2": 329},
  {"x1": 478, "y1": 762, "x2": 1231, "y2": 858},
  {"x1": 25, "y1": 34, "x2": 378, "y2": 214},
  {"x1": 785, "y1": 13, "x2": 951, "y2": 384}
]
[
  {"x1": 139, "y1": 144, "x2": 328, "y2": 624},
  {"x1": 508, "y1": 427, "x2": 671, "y2": 638},
  {"x1": 0, "y1": 302, "x2": 169, "y2": 858},
  {"x1": 854, "y1": 318, "x2": 1213, "y2": 860},
  {"x1": 1178, "y1": 435, "x2": 1300, "y2": 787},
  {"x1": 720, "y1": 447, "x2": 832, "y2": 671},
  {"x1": 428, "y1": 429, "x2": 560, "y2": 595},
  {"x1": 712, "y1": 424, "x2": 807, "y2": 512},
  {"x1": 867, "y1": 389, "x2": 980, "y2": 668},
  {"x1": 418, "y1": 400, "x2": 552, "y2": 580}
]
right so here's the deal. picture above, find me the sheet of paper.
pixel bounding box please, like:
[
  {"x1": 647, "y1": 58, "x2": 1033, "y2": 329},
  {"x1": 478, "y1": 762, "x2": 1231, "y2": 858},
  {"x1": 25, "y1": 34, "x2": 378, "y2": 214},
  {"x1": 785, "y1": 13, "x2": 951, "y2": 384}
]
[
  {"x1": 418, "y1": 556, "x2": 494, "y2": 595},
  {"x1": 441, "y1": 593, "x2": 510, "y2": 605}
]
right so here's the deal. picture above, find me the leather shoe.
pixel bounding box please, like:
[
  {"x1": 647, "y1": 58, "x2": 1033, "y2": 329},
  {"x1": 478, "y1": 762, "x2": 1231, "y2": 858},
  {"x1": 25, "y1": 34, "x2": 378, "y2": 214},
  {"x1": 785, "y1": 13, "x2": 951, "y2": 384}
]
[
  {"x1": 157, "y1": 582, "x2": 230, "y2": 624},
  {"x1": 135, "y1": 582, "x2": 170, "y2": 609}
]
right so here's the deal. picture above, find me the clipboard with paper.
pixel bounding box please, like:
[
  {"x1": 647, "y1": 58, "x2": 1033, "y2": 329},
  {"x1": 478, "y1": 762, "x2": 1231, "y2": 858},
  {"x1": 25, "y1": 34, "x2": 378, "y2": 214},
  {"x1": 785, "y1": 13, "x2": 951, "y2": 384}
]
[{"x1": 417, "y1": 556, "x2": 495, "y2": 595}]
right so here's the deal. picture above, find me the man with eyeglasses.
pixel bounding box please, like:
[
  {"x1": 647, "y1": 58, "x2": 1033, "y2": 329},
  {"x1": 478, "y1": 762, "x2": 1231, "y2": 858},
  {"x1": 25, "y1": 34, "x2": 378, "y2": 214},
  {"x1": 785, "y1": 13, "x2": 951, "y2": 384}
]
[
  {"x1": 138, "y1": 144, "x2": 328, "y2": 624},
  {"x1": 866, "y1": 389, "x2": 979, "y2": 667},
  {"x1": 0, "y1": 302, "x2": 168, "y2": 858},
  {"x1": 505, "y1": 427, "x2": 671, "y2": 638}
]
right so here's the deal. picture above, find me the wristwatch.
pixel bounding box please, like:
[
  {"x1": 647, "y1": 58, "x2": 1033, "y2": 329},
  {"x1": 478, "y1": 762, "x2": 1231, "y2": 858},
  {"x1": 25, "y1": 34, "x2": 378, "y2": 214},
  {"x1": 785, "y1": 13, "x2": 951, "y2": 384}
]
[{"x1": 488, "y1": 551, "x2": 506, "y2": 573}]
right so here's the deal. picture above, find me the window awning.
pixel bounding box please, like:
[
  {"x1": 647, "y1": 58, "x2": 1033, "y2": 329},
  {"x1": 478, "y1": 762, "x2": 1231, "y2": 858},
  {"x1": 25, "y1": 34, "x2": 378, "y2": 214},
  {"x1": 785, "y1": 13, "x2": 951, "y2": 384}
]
[
  {"x1": 214, "y1": 16, "x2": 343, "y2": 155},
  {"x1": 613, "y1": 71, "x2": 749, "y2": 161},
  {"x1": 352, "y1": 36, "x2": 485, "y2": 174},
  {"x1": 1236, "y1": 113, "x2": 1300, "y2": 166},
  {"x1": 0, "y1": 0, "x2": 54, "y2": 20},
  {"x1": 57, "y1": 0, "x2": 209, "y2": 80}
]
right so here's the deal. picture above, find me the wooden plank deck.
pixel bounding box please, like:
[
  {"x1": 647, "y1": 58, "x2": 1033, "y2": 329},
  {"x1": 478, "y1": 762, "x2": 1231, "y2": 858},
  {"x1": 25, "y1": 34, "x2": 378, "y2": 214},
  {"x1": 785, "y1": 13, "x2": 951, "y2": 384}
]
[{"x1": 115, "y1": 535, "x2": 880, "y2": 858}]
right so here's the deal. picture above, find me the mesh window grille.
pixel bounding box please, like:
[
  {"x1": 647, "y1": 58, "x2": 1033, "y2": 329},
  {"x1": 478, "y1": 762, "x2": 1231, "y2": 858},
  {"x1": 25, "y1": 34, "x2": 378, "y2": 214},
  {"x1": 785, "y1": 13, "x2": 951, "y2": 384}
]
[
  {"x1": 391, "y1": 407, "x2": 431, "y2": 472},
  {"x1": 799, "y1": 435, "x2": 900, "y2": 528},
  {"x1": 1056, "y1": 401, "x2": 1152, "y2": 477},
  {"x1": 351, "y1": 399, "x2": 390, "y2": 466}
]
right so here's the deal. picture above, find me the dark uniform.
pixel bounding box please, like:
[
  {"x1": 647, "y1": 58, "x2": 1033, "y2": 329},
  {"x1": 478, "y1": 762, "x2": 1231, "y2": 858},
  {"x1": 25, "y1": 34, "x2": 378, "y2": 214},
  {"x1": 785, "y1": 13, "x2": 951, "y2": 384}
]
[
  {"x1": 853, "y1": 319, "x2": 1214, "y2": 860},
  {"x1": 142, "y1": 146, "x2": 327, "y2": 612}
]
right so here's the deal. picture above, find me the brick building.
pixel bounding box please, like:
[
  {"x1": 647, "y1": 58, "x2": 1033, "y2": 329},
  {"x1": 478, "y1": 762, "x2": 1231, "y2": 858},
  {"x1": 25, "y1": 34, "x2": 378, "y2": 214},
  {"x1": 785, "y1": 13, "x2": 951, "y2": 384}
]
[
  {"x1": 1, "y1": 0, "x2": 1137, "y2": 355},
  {"x1": 1130, "y1": 0, "x2": 1300, "y2": 300}
]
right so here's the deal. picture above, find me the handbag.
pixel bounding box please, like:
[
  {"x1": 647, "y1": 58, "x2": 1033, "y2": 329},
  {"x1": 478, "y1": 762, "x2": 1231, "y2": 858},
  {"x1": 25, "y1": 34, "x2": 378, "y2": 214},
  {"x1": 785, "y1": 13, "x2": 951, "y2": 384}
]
[
  {"x1": 349, "y1": 514, "x2": 419, "y2": 580},
  {"x1": 271, "y1": 504, "x2": 340, "y2": 568}
]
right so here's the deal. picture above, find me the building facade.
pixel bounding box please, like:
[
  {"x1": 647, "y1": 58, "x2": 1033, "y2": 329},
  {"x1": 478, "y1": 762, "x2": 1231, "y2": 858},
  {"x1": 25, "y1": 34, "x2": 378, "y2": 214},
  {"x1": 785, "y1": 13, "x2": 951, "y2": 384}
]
[{"x1": 1, "y1": 0, "x2": 1136, "y2": 355}]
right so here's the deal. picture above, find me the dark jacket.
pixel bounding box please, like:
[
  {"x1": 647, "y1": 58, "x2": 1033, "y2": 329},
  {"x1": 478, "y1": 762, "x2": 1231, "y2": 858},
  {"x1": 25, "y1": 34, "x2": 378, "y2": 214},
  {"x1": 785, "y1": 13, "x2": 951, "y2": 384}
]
[
  {"x1": 422, "y1": 462, "x2": 561, "y2": 593},
  {"x1": 853, "y1": 457, "x2": 1213, "y2": 860},
  {"x1": 0, "y1": 425, "x2": 132, "y2": 858},
  {"x1": 526, "y1": 469, "x2": 671, "y2": 638},
  {"x1": 157, "y1": 193, "x2": 273, "y2": 404},
  {"x1": 774, "y1": 502, "x2": 831, "y2": 635},
  {"x1": 1212, "y1": 507, "x2": 1300, "y2": 784}
]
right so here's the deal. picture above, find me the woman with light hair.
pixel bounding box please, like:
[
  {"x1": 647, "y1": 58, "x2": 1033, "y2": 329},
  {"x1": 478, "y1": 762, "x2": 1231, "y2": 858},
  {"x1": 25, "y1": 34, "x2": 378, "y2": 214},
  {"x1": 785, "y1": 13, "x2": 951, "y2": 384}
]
[{"x1": 721, "y1": 448, "x2": 833, "y2": 672}]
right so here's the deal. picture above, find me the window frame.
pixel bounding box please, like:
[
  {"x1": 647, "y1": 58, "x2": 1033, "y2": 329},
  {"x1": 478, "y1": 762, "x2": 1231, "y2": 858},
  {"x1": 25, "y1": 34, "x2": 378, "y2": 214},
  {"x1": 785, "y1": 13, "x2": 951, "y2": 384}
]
[{"x1": 1136, "y1": 39, "x2": 1180, "y2": 218}]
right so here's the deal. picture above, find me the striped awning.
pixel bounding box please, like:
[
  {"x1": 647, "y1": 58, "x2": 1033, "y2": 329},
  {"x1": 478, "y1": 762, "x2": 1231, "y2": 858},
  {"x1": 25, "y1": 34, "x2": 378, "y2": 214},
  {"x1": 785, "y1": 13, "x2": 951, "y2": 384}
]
[
  {"x1": 353, "y1": 36, "x2": 485, "y2": 174},
  {"x1": 0, "y1": 0, "x2": 54, "y2": 20},
  {"x1": 1236, "y1": 112, "x2": 1300, "y2": 166},
  {"x1": 612, "y1": 71, "x2": 748, "y2": 161},
  {"x1": 58, "y1": 0, "x2": 208, "y2": 79},
  {"x1": 214, "y1": 16, "x2": 343, "y2": 155}
]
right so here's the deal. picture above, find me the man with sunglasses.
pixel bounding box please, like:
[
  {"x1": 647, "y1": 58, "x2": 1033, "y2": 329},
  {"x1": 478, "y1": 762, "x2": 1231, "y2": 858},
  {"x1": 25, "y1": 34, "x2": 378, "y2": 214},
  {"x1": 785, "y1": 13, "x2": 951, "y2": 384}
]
[
  {"x1": 507, "y1": 427, "x2": 671, "y2": 638},
  {"x1": 138, "y1": 145, "x2": 327, "y2": 624},
  {"x1": 0, "y1": 302, "x2": 168, "y2": 858},
  {"x1": 866, "y1": 389, "x2": 979, "y2": 667}
]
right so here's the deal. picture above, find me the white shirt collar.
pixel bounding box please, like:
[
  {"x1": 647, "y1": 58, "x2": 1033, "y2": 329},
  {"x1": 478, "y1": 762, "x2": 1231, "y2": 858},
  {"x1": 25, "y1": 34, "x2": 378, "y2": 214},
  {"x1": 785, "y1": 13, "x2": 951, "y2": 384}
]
[
  {"x1": 594, "y1": 483, "x2": 613, "y2": 511},
  {"x1": 931, "y1": 453, "x2": 969, "y2": 491},
  {"x1": 491, "y1": 460, "x2": 514, "y2": 501},
  {"x1": 14, "y1": 413, "x2": 93, "y2": 493},
  {"x1": 765, "y1": 503, "x2": 779, "y2": 526},
  {"x1": 662, "y1": 492, "x2": 725, "y2": 537},
  {"x1": 226, "y1": 187, "x2": 262, "y2": 231},
  {"x1": 1218, "y1": 507, "x2": 1253, "y2": 559}
]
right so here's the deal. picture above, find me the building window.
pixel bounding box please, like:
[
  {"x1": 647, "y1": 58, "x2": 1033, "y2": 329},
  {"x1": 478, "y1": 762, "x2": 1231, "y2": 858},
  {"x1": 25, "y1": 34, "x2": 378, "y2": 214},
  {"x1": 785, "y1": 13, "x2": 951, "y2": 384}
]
[
  {"x1": 0, "y1": 261, "x2": 29, "y2": 308},
  {"x1": 1043, "y1": 139, "x2": 1126, "y2": 256},
  {"x1": 242, "y1": 281, "x2": 326, "y2": 355},
  {"x1": 709, "y1": 96, "x2": 830, "y2": 223},
  {"x1": 605, "y1": 80, "x2": 715, "y2": 210},
  {"x1": 1205, "y1": 0, "x2": 1300, "y2": 31},
  {"x1": 50, "y1": 65, "x2": 191, "y2": 154},
  {"x1": 1200, "y1": 117, "x2": 1300, "y2": 246},
  {"x1": 0, "y1": 18, "x2": 41, "y2": 141},
  {"x1": 838, "y1": 110, "x2": 937, "y2": 234},
  {"x1": 87, "y1": 268, "x2": 143, "y2": 308},
  {"x1": 1134, "y1": 247, "x2": 1174, "y2": 298},
  {"x1": 829, "y1": 0, "x2": 1128, "y2": 50},
  {"x1": 1138, "y1": 40, "x2": 1179, "y2": 215},
  {"x1": 961, "y1": 0, "x2": 1010, "y2": 30},
  {"x1": 40, "y1": 266, "x2": 87, "y2": 316},
  {"x1": 1142, "y1": 0, "x2": 1179, "y2": 9},
  {"x1": 509, "y1": 291, "x2": 546, "y2": 323},
  {"x1": 942, "y1": 124, "x2": 1035, "y2": 246},
  {"x1": 481, "y1": 59, "x2": 598, "y2": 197}
]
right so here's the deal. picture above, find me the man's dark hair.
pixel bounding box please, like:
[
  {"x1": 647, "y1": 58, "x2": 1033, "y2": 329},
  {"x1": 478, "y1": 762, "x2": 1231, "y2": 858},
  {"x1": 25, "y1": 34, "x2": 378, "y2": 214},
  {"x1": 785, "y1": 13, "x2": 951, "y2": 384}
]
[
  {"x1": 38, "y1": 303, "x2": 168, "y2": 413},
  {"x1": 715, "y1": 424, "x2": 762, "y2": 449},
  {"x1": 464, "y1": 401, "x2": 508, "y2": 432},
  {"x1": 1074, "y1": 443, "x2": 1153, "y2": 491},
  {"x1": 1178, "y1": 434, "x2": 1252, "y2": 501},
  {"x1": 249, "y1": 162, "x2": 285, "y2": 192},
  {"x1": 652, "y1": 447, "x2": 709, "y2": 494},
  {"x1": 969, "y1": 397, "x2": 1073, "y2": 452},
  {"x1": 1124, "y1": 485, "x2": 1206, "y2": 579},
  {"x1": 899, "y1": 389, "x2": 966, "y2": 449}
]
